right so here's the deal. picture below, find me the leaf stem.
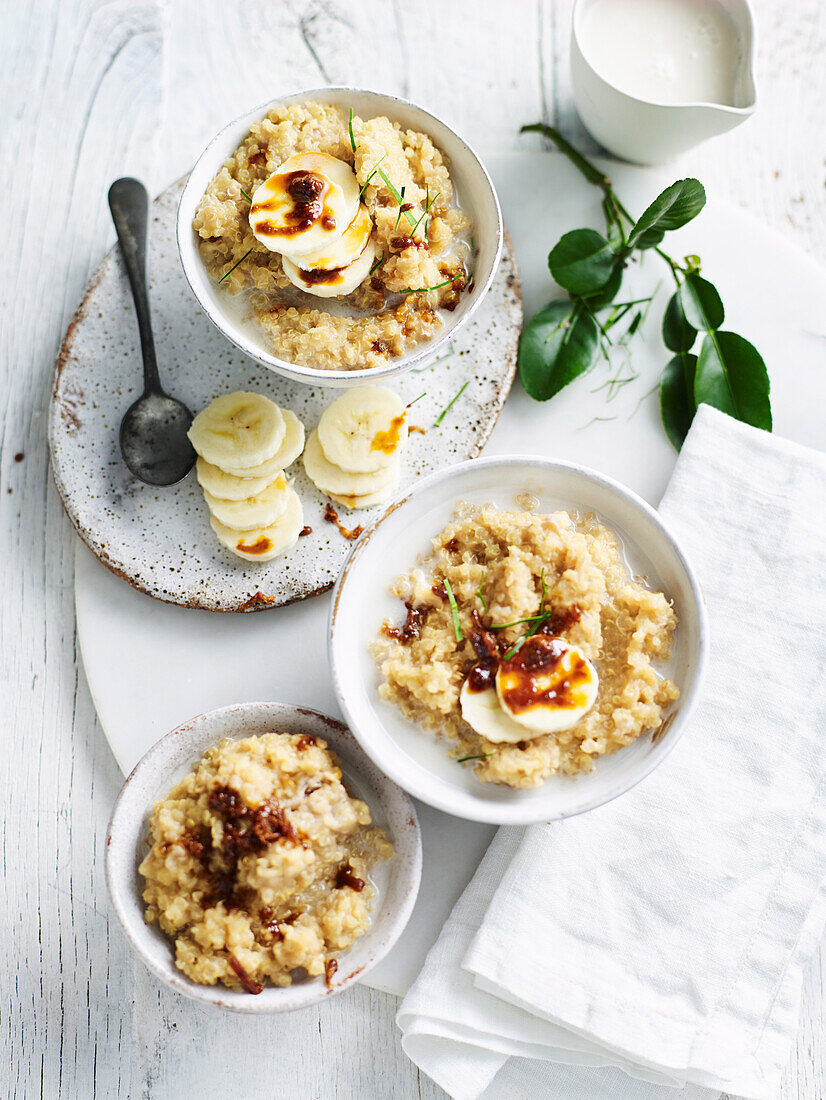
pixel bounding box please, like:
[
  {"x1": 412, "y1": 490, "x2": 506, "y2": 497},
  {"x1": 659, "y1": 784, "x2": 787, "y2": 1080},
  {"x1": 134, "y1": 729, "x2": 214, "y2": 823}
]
[{"x1": 520, "y1": 123, "x2": 609, "y2": 188}]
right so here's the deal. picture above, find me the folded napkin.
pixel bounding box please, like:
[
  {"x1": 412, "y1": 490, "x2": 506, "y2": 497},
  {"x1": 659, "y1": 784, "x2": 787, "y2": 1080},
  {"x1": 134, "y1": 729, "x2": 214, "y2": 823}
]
[{"x1": 399, "y1": 405, "x2": 826, "y2": 1100}]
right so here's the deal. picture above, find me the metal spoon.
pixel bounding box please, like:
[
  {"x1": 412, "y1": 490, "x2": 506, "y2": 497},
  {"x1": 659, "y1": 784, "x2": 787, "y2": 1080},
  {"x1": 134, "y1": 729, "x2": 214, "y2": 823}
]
[{"x1": 108, "y1": 177, "x2": 195, "y2": 485}]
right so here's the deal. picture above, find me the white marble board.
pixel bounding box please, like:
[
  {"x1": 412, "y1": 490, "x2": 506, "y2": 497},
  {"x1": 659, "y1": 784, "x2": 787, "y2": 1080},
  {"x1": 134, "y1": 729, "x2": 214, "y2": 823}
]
[{"x1": 75, "y1": 151, "x2": 826, "y2": 997}]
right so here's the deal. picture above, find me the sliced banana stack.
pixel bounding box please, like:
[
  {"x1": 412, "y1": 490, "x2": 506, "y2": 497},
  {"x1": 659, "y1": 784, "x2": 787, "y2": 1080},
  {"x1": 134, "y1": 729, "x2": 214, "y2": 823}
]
[
  {"x1": 188, "y1": 392, "x2": 306, "y2": 563},
  {"x1": 248, "y1": 152, "x2": 375, "y2": 299},
  {"x1": 303, "y1": 385, "x2": 408, "y2": 510}
]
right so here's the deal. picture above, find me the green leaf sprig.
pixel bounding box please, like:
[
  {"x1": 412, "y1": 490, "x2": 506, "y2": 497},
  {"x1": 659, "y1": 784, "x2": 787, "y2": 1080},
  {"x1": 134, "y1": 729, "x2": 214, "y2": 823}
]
[{"x1": 518, "y1": 123, "x2": 771, "y2": 447}]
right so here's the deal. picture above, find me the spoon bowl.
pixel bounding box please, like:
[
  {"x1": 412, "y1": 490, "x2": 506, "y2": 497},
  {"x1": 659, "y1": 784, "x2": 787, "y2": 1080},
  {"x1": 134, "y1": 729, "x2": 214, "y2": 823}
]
[{"x1": 120, "y1": 391, "x2": 195, "y2": 486}]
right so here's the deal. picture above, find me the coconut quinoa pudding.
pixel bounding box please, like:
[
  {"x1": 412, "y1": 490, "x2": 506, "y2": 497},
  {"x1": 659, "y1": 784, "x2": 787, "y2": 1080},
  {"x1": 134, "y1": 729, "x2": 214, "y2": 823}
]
[
  {"x1": 372, "y1": 505, "x2": 679, "y2": 789},
  {"x1": 193, "y1": 100, "x2": 472, "y2": 371},
  {"x1": 139, "y1": 732, "x2": 393, "y2": 993}
]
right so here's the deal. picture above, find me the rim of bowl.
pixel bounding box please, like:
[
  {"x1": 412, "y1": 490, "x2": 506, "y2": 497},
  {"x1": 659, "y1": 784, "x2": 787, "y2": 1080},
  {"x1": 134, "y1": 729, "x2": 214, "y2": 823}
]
[
  {"x1": 328, "y1": 455, "x2": 709, "y2": 825},
  {"x1": 105, "y1": 701, "x2": 422, "y2": 1012},
  {"x1": 571, "y1": 0, "x2": 758, "y2": 114},
  {"x1": 176, "y1": 86, "x2": 504, "y2": 385}
]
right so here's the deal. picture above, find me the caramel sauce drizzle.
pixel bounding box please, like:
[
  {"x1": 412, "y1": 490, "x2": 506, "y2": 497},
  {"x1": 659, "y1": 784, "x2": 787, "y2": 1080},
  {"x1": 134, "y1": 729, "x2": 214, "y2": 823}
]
[
  {"x1": 370, "y1": 411, "x2": 407, "y2": 454},
  {"x1": 236, "y1": 536, "x2": 273, "y2": 555},
  {"x1": 296, "y1": 264, "x2": 346, "y2": 286},
  {"x1": 497, "y1": 635, "x2": 592, "y2": 712},
  {"x1": 323, "y1": 502, "x2": 363, "y2": 541},
  {"x1": 251, "y1": 170, "x2": 334, "y2": 238}
]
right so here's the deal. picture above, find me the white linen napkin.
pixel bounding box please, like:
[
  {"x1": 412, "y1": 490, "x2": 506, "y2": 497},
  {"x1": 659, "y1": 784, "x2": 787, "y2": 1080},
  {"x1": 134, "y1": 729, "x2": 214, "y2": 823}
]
[{"x1": 398, "y1": 405, "x2": 826, "y2": 1100}]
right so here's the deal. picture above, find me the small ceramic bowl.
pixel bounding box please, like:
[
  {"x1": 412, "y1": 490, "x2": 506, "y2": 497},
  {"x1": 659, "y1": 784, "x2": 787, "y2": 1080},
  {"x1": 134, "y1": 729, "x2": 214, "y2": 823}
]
[
  {"x1": 105, "y1": 702, "x2": 422, "y2": 1012},
  {"x1": 329, "y1": 456, "x2": 708, "y2": 825},
  {"x1": 177, "y1": 87, "x2": 503, "y2": 388}
]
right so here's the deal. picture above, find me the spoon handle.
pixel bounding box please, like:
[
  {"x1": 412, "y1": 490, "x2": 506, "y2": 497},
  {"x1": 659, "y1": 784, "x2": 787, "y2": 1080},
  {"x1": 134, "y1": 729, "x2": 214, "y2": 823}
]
[{"x1": 108, "y1": 178, "x2": 160, "y2": 394}]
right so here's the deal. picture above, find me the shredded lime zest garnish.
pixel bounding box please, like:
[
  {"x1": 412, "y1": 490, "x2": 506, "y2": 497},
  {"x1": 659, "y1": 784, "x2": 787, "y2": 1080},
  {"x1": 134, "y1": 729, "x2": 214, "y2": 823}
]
[
  {"x1": 443, "y1": 578, "x2": 463, "y2": 642},
  {"x1": 400, "y1": 274, "x2": 460, "y2": 297},
  {"x1": 434, "y1": 380, "x2": 469, "y2": 426},
  {"x1": 219, "y1": 248, "x2": 253, "y2": 284},
  {"x1": 476, "y1": 571, "x2": 487, "y2": 612},
  {"x1": 377, "y1": 168, "x2": 418, "y2": 230}
]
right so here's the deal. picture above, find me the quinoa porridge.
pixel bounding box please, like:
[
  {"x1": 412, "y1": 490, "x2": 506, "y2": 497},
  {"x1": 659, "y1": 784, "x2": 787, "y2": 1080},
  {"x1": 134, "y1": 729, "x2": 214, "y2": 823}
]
[
  {"x1": 372, "y1": 505, "x2": 679, "y2": 789},
  {"x1": 193, "y1": 100, "x2": 472, "y2": 371},
  {"x1": 139, "y1": 732, "x2": 393, "y2": 993}
]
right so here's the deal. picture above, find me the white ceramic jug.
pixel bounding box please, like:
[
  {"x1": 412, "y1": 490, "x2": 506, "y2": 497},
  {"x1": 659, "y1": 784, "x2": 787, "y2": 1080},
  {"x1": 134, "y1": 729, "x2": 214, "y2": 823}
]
[{"x1": 570, "y1": 0, "x2": 757, "y2": 164}]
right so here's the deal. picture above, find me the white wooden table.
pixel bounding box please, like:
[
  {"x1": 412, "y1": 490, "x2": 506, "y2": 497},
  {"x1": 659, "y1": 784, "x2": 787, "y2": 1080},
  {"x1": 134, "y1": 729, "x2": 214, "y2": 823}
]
[{"x1": 2, "y1": 2, "x2": 824, "y2": 1096}]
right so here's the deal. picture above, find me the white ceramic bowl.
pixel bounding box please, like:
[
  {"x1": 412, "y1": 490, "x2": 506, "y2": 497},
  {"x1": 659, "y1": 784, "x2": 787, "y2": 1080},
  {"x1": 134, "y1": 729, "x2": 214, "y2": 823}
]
[
  {"x1": 329, "y1": 456, "x2": 708, "y2": 825},
  {"x1": 105, "y1": 702, "x2": 421, "y2": 1012},
  {"x1": 177, "y1": 87, "x2": 503, "y2": 388},
  {"x1": 570, "y1": 0, "x2": 757, "y2": 164}
]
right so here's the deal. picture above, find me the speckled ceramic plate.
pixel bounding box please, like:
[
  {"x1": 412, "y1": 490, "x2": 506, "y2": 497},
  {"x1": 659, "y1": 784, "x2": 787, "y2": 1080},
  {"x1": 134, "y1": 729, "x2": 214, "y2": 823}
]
[{"x1": 49, "y1": 178, "x2": 521, "y2": 612}]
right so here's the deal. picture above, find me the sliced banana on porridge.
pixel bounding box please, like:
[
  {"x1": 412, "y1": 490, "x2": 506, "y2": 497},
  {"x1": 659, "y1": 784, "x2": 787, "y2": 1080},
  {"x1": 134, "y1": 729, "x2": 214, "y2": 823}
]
[
  {"x1": 249, "y1": 152, "x2": 360, "y2": 260},
  {"x1": 459, "y1": 676, "x2": 530, "y2": 743},
  {"x1": 317, "y1": 386, "x2": 407, "y2": 472},
  {"x1": 495, "y1": 636, "x2": 599, "y2": 734},
  {"x1": 188, "y1": 391, "x2": 286, "y2": 471},
  {"x1": 303, "y1": 429, "x2": 398, "y2": 496},
  {"x1": 460, "y1": 636, "x2": 600, "y2": 742},
  {"x1": 203, "y1": 474, "x2": 292, "y2": 531},
  {"x1": 209, "y1": 488, "x2": 304, "y2": 563},
  {"x1": 282, "y1": 236, "x2": 377, "y2": 299},
  {"x1": 287, "y1": 204, "x2": 373, "y2": 272}
]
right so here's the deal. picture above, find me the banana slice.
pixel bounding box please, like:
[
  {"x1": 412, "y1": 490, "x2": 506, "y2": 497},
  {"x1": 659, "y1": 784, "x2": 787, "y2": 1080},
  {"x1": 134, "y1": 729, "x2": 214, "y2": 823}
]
[
  {"x1": 282, "y1": 237, "x2": 376, "y2": 299},
  {"x1": 188, "y1": 392, "x2": 285, "y2": 471},
  {"x1": 496, "y1": 636, "x2": 599, "y2": 734},
  {"x1": 204, "y1": 474, "x2": 291, "y2": 531},
  {"x1": 303, "y1": 429, "x2": 398, "y2": 497},
  {"x1": 317, "y1": 386, "x2": 407, "y2": 473},
  {"x1": 459, "y1": 678, "x2": 531, "y2": 744},
  {"x1": 249, "y1": 153, "x2": 359, "y2": 260},
  {"x1": 209, "y1": 488, "x2": 303, "y2": 562},
  {"x1": 289, "y1": 205, "x2": 373, "y2": 271},
  {"x1": 220, "y1": 409, "x2": 305, "y2": 478},
  {"x1": 327, "y1": 468, "x2": 400, "y2": 510},
  {"x1": 196, "y1": 457, "x2": 275, "y2": 501}
]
